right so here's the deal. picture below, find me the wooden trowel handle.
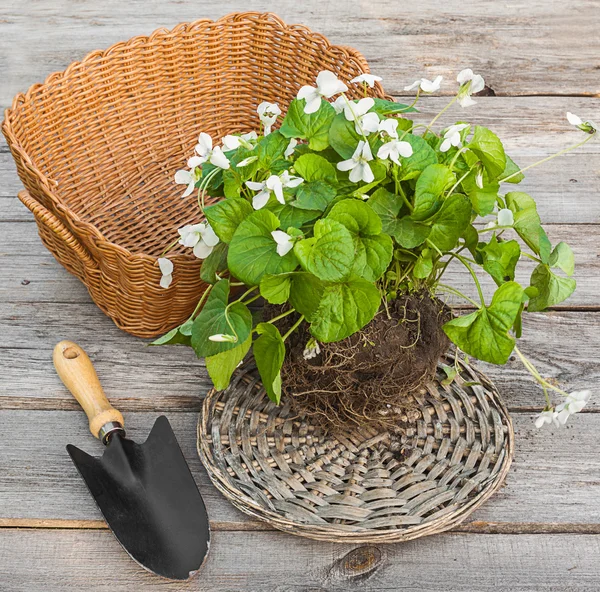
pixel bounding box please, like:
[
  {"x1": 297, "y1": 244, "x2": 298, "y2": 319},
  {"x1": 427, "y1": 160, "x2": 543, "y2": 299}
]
[{"x1": 53, "y1": 341, "x2": 125, "y2": 443}]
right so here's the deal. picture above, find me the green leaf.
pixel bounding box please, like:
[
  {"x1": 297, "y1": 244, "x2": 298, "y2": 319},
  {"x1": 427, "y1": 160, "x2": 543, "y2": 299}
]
[
  {"x1": 289, "y1": 273, "x2": 326, "y2": 322},
  {"x1": 427, "y1": 193, "x2": 472, "y2": 252},
  {"x1": 527, "y1": 264, "x2": 576, "y2": 312},
  {"x1": 505, "y1": 192, "x2": 552, "y2": 262},
  {"x1": 294, "y1": 181, "x2": 337, "y2": 211},
  {"x1": 200, "y1": 242, "x2": 229, "y2": 284},
  {"x1": 279, "y1": 99, "x2": 335, "y2": 151},
  {"x1": 413, "y1": 250, "x2": 433, "y2": 279},
  {"x1": 443, "y1": 281, "x2": 525, "y2": 364},
  {"x1": 412, "y1": 164, "x2": 456, "y2": 220},
  {"x1": 398, "y1": 134, "x2": 438, "y2": 181},
  {"x1": 293, "y1": 153, "x2": 337, "y2": 183},
  {"x1": 478, "y1": 235, "x2": 521, "y2": 286},
  {"x1": 294, "y1": 218, "x2": 355, "y2": 281},
  {"x1": 149, "y1": 325, "x2": 191, "y2": 347},
  {"x1": 392, "y1": 217, "x2": 431, "y2": 249},
  {"x1": 257, "y1": 131, "x2": 288, "y2": 168},
  {"x1": 191, "y1": 279, "x2": 253, "y2": 357},
  {"x1": 254, "y1": 323, "x2": 286, "y2": 404},
  {"x1": 329, "y1": 112, "x2": 362, "y2": 159},
  {"x1": 205, "y1": 334, "x2": 252, "y2": 390},
  {"x1": 260, "y1": 274, "x2": 292, "y2": 304},
  {"x1": 467, "y1": 126, "x2": 506, "y2": 179},
  {"x1": 328, "y1": 199, "x2": 393, "y2": 281},
  {"x1": 370, "y1": 98, "x2": 418, "y2": 115},
  {"x1": 499, "y1": 155, "x2": 524, "y2": 184},
  {"x1": 461, "y1": 175, "x2": 499, "y2": 216},
  {"x1": 310, "y1": 277, "x2": 381, "y2": 342},
  {"x1": 270, "y1": 204, "x2": 321, "y2": 228},
  {"x1": 228, "y1": 210, "x2": 298, "y2": 285},
  {"x1": 367, "y1": 188, "x2": 401, "y2": 233},
  {"x1": 549, "y1": 242, "x2": 575, "y2": 276},
  {"x1": 204, "y1": 198, "x2": 254, "y2": 243}
]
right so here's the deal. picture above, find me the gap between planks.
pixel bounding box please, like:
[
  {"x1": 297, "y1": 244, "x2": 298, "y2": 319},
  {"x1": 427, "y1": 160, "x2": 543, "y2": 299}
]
[{"x1": 1, "y1": 518, "x2": 599, "y2": 535}]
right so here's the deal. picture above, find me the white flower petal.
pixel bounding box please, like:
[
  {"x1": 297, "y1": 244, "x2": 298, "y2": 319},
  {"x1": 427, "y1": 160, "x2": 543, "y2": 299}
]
[
  {"x1": 193, "y1": 240, "x2": 213, "y2": 259},
  {"x1": 303, "y1": 94, "x2": 323, "y2": 114},
  {"x1": 378, "y1": 118, "x2": 399, "y2": 138},
  {"x1": 245, "y1": 181, "x2": 265, "y2": 191},
  {"x1": 456, "y1": 68, "x2": 474, "y2": 85},
  {"x1": 159, "y1": 273, "x2": 172, "y2": 289},
  {"x1": 297, "y1": 85, "x2": 317, "y2": 101},
  {"x1": 209, "y1": 147, "x2": 230, "y2": 169},
  {"x1": 316, "y1": 70, "x2": 348, "y2": 97},
  {"x1": 182, "y1": 180, "x2": 196, "y2": 198},
  {"x1": 361, "y1": 140, "x2": 374, "y2": 161},
  {"x1": 252, "y1": 191, "x2": 271, "y2": 210},
  {"x1": 222, "y1": 135, "x2": 241, "y2": 151},
  {"x1": 404, "y1": 80, "x2": 421, "y2": 91},
  {"x1": 284, "y1": 138, "x2": 298, "y2": 158},
  {"x1": 337, "y1": 158, "x2": 356, "y2": 172},
  {"x1": 332, "y1": 96, "x2": 347, "y2": 114},
  {"x1": 196, "y1": 132, "x2": 213, "y2": 156},
  {"x1": 351, "y1": 73, "x2": 382, "y2": 87},
  {"x1": 396, "y1": 141, "x2": 413, "y2": 158},
  {"x1": 187, "y1": 156, "x2": 204, "y2": 168},
  {"x1": 497, "y1": 208, "x2": 514, "y2": 227},
  {"x1": 567, "y1": 112, "x2": 583, "y2": 126},
  {"x1": 458, "y1": 95, "x2": 478, "y2": 108},
  {"x1": 158, "y1": 257, "x2": 173, "y2": 276},
  {"x1": 201, "y1": 224, "x2": 220, "y2": 247},
  {"x1": 175, "y1": 170, "x2": 192, "y2": 185},
  {"x1": 440, "y1": 138, "x2": 452, "y2": 153},
  {"x1": 361, "y1": 112, "x2": 380, "y2": 134}
]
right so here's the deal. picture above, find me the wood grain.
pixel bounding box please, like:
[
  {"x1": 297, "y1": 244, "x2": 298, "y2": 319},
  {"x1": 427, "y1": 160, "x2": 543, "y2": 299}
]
[
  {"x1": 0, "y1": 528, "x2": 599, "y2": 591},
  {"x1": 1, "y1": 0, "x2": 599, "y2": 108},
  {"x1": 1, "y1": 409, "x2": 599, "y2": 527}
]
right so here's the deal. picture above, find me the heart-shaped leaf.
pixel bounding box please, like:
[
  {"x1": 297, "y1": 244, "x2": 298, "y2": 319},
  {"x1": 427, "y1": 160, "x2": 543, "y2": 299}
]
[
  {"x1": 467, "y1": 126, "x2": 506, "y2": 179},
  {"x1": 205, "y1": 334, "x2": 252, "y2": 390},
  {"x1": 204, "y1": 198, "x2": 254, "y2": 243},
  {"x1": 527, "y1": 264, "x2": 576, "y2": 312},
  {"x1": 427, "y1": 193, "x2": 472, "y2": 252},
  {"x1": 279, "y1": 99, "x2": 335, "y2": 151},
  {"x1": 412, "y1": 164, "x2": 455, "y2": 220}
]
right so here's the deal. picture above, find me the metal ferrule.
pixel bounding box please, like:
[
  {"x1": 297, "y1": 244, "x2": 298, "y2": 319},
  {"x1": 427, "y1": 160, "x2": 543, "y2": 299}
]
[{"x1": 99, "y1": 421, "x2": 126, "y2": 445}]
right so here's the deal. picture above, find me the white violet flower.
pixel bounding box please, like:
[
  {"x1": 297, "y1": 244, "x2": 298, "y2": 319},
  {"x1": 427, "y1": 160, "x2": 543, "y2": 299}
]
[
  {"x1": 284, "y1": 138, "x2": 298, "y2": 158},
  {"x1": 246, "y1": 175, "x2": 285, "y2": 209},
  {"x1": 157, "y1": 257, "x2": 173, "y2": 289},
  {"x1": 222, "y1": 131, "x2": 258, "y2": 151},
  {"x1": 535, "y1": 409, "x2": 559, "y2": 429},
  {"x1": 297, "y1": 70, "x2": 348, "y2": 114},
  {"x1": 174, "y1": 162, "x2": 202, "y2": 198},
  {"x1": 344, "y1": 97, "x2": 379, "y2": 134},
  {"x1": 350, "y1": 73, "x2": 382, "y2": 88},
  {"x1": 566, "y1": 112, "x2": 597, "y2": 134},
  {"x1": 404, "y1": 76, "x2": 443, "y2": 93},
  {"x1": 497, "y1": 208, "x2": 514, "y2": 227},
  {"x1": 377, "y1": 121, "x2": 413, "y2": 165},
  {"x1": 332, "y1": 95, "x2": 347, "y2": 115},
  {"x1": 280, "y1": 170, "x2": 304, "y2": 189},
  {"x1": 208, "y1": 334, "x2": 237, "y2": 343},
  {"x1": 337, "y1": 140, "x2": 375, "y2": 183},
  {"x1": 271, "y1": 230, "x2": 294, "y2": 257},
  {"x1": 303, "y1": 338, "x2": 321, "y2": 360},
  {"x1": 178, "y1": 222, "x2": 220, "y2": 259},
  {"x1": 456, "y1": 68, "x2": 485, "y2": 108},
  {"x1": 257, "y1": 102, "x2": 281, "y2": 135},
  {"x1": 193, "y1": 133, "x2": 230, "y2": 169},
  {"x1": 556, "y1": 390, "x2": 591, "y2": 425},
  {"x1": 440, "y1": 123, "x2": 470, "y2": 152},
  {"x1": 378, "y1": 118, "x2": 399, "y2": 139}
]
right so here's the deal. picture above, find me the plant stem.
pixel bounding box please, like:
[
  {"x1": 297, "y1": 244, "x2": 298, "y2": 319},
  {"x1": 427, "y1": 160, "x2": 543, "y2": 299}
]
[
  {"x1": 341, "y1": 93, "x2": 369, "y2": 142},
  {"x1": 454, "y1": 252, "x2": 485, "y2": 306},
  {"x1": 282, "y1": 315, "x2": 305, "y2": 341},
  {"x1": 187, "y1": 283, "x2": 213, "y2": 321},
  {"x1": 500, "y1": 132, "x2": 596, "y2": 184},
  {"x1": 513, "y1": 345, "x2": 569, "y2": 404},
  {"x1": 266, "y1": 308, "x2": 296, "y2": 325},
  {"x1": 436, "y1": 283, "x2": 480, "y2": 307},
  {"x1": 160, "y1": 238, "x2": 180, "y2": 257},
  {"x1": 424, "y1": 95, "x2": 458, "y2": 135}
]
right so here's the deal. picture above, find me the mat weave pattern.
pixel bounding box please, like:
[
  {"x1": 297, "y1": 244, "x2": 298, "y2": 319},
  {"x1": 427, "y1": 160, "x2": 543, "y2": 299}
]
[
  {"x1": 198, "y1": 357, "x2": 514, "y2": 542},
  {"x1": 2, "y1": 12, "x2": 389, "y2": 337}
]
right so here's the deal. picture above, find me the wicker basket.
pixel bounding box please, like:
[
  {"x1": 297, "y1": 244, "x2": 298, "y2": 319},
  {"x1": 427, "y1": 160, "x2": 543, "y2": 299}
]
[
  {"x1": 198, "y1": 356, "x2": 514, "y2": 543},
  {"x1": 2, "y1": 12, "x2": 389, "y2": 337}
]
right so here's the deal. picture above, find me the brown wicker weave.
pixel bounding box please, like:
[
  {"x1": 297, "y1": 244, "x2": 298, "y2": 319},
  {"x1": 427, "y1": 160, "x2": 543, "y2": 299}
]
[
  {"x1": 198, "y1": 355, "x2": 514, "y2": 543},
  {"x1": 3, "y1": 12, "x2": 390, "y2": 337}
]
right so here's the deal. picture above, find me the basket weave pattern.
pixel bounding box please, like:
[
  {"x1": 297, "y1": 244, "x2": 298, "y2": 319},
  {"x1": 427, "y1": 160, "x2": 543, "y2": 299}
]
[
  {"x1": 3, "y1": 12, "x2": 389, "y2": 337},
  {"x1": 198, "y1": 356, "x2": 514, "y2": 542}
]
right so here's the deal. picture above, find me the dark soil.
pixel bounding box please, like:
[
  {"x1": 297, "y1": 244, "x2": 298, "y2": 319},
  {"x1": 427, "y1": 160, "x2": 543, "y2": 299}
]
[{"x1": 267, "y1": 292, "x2": 452, "y2": 431}]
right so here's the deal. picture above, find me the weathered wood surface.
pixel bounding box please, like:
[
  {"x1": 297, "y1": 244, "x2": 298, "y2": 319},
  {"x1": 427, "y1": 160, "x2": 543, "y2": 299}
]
[
  {"x1": 1, "y1": 0, "x2": 599, "y2": 590},
  {"x1": 2, "y1": 529, "x2": 600, "y2": 592}
]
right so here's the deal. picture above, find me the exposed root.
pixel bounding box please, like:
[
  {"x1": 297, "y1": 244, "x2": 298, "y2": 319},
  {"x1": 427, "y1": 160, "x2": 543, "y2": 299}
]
[{"x1": 267, "y1": 292, "x2": 452, "y2": 432}]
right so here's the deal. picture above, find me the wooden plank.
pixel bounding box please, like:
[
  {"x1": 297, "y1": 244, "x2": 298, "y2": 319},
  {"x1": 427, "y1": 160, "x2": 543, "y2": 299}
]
[
  {"x1": 1, "y1": 409, "x2": 599, "y2": 527},
  {"x1": 0, "y1": 303, "x2": 598, "y2": 411},
  {"x1": 1, "y1": 223, "x2": 597, "y2": 307},
  {"x1": 1, "y1": 0, "x2": 600, "y2": 108},
  {"x1": 2, "y1": 96, "x2": 599, "y2": 223},
  {"x1": 0, "y1": 528, "x2": 599, "y2": 591}
]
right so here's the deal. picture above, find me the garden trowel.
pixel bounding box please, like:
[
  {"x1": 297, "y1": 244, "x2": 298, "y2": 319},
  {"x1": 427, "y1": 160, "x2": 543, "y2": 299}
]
[{"x1": 53, "y1": 341, "x2": 210, "y2": 580}]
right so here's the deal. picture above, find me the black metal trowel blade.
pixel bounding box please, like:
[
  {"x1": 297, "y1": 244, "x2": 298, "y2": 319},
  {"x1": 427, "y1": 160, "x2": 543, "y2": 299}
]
[{"x1": 67, "y1": 415, "x2": 210, "y2": 580}]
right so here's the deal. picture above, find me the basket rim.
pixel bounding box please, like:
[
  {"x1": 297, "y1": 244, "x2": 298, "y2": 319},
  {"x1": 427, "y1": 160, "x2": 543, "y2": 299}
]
[{"x1": 2, "y1": 11, "x2": 383, "y2": 265}]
